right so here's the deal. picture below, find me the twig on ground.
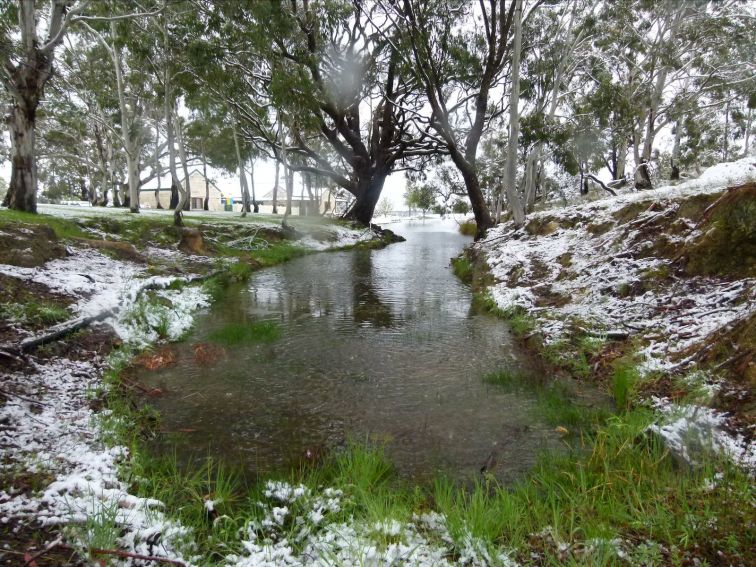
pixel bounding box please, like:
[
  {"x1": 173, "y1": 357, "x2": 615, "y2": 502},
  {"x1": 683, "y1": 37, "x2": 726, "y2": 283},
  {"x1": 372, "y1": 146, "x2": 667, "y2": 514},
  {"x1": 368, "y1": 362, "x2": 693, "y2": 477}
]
[{"x1": 22, "y1": 537, "x2": 63, "y2": 567}]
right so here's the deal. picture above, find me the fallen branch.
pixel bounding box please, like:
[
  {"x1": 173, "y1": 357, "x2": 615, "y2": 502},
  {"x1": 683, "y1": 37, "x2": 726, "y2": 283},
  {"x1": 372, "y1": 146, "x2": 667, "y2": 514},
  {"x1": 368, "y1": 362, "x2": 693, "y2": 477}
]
[
  {"x1": 88, "y1": 547, "x2": 187, "y2": 566},
  {"x1": 586, "y1": 174, "x2": 617, "y2": 196},
  {"x1": 57, "y1": 544, "x2": 186, "y2": 566},
  {"x1": 22, "y1": 537, "x2": 63, "y2": 567},
  {"x1": 0, "y1": 387, "x2": 52, "y2": 407},
  {"x1": 15, "y1": 270, "x2": 225, "y2": 353},
  {"x1": 713, "y1": 349, "x2": 753, "y2": 371}
]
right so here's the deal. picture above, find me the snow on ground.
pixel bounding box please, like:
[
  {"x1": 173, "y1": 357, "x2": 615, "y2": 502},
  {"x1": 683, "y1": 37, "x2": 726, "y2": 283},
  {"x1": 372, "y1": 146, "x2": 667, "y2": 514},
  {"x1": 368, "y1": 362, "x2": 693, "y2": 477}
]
[
  {"x1": 0, "y1": 356, "x2": 195, "y2": 564},
  {"x1": 227, "y1": 481, "x2": 517, "y2": 567},
  {"x1": 476, "y1": 157, "x2": 756, "y2": 469}
]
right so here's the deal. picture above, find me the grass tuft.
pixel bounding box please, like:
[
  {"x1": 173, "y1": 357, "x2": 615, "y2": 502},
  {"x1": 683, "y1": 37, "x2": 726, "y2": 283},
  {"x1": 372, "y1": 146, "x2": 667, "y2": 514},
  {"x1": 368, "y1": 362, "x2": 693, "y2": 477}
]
[
  {"x1": 458, "y1": 220, "x2": 477, "y2": 237},
  {"x1": 208, "y1": 320, "x2": 282, "y2": 346}
]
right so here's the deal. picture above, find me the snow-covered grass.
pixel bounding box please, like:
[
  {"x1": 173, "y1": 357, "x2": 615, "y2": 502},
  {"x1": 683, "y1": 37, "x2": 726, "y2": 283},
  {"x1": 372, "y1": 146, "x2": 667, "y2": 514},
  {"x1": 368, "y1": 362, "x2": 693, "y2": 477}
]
[{"x1": 473, "y1": 157, "x2": 756, "y2": 472}]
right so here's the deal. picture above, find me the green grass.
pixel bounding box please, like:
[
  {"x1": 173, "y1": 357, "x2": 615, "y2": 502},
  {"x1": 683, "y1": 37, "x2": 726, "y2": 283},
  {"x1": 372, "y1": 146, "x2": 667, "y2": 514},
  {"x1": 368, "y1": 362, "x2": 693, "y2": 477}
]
[
  {"x1": 65, "y1": 498, "x2": 121, "y2": 559},
  {"x1": 611, "y1": 357, "x2": 641, "y2": 411},
  {"x1": 97, "y1": 346, "x2": 756, "y2": 567},
  {"x1": 483, "y1": 368, "x2": 532, "y2": 389},
  {"x1": 0, "y1": 209, "x2": 88, "y2": 239},
  {"x1": 485, "y1": 369, "x2": 610, "y2": 430},
  {"x1": 250, "y1": 242, "x2": 307, "y2": 266},
  {"x1": 0, "y1": 300, "x2": 70, "y2": 326},
  {"x1": 451, "y1": 255, "x2": 473, "y2": 283},
  {"x1": 208, "y1": 320, "x2": 282, "y2": 345},
  {"x1": 458, "y1": 219, "x2": 477, "y2": 237},
  {"x1": 432, "y1": 409, "x2": 754, "y2": 564}
]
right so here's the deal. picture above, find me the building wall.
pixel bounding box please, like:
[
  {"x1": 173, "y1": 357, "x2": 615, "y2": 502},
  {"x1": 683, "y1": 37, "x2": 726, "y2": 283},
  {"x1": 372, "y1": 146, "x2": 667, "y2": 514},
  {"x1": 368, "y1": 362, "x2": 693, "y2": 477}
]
[{"x1": 139, "y1": 172, "x2": 227, "y2": 211}]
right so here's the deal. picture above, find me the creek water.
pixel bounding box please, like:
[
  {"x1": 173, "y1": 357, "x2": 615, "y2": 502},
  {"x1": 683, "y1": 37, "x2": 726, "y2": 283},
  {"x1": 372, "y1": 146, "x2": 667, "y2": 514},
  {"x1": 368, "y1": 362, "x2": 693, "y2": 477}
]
[{"x1": 139, "y1": 219, "x2": 567, "y2": 483}]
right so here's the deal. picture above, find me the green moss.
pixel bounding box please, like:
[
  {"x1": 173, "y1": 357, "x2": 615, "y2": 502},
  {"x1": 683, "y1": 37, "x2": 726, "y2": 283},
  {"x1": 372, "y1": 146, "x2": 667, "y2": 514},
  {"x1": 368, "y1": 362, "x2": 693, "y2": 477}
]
[
  {"x1": 683, "y1": 185, "x2": 756, "y2": 277},
  {"x1": 0, "y1": 210, "x2": 87, "y2": 240},
  {"x1": 208, "y1": 320, "x2": 282, "y2": 345}
]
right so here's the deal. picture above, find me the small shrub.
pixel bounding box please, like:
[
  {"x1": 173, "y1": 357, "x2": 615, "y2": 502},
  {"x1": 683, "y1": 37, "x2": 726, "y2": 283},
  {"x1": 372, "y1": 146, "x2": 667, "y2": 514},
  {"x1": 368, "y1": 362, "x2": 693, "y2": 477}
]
[{"x1": 458, "y1": 220, "x2": 477, "y2": 237}]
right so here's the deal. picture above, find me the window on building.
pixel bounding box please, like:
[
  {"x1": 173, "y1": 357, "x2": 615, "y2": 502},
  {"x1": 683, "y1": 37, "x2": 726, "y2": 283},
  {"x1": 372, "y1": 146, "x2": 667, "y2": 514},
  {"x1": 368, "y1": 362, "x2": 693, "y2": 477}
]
[{"x1": 191, "y1": 197, "x2": 203, "y2": 209}]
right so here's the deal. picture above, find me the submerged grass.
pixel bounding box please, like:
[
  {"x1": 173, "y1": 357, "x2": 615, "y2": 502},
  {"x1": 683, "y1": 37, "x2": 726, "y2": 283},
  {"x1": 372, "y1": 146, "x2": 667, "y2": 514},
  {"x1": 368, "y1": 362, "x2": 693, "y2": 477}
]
[
  {"x1": 485, "y1": 369, "x2": 610, "y2": 430},
  {"x1": 208, "y1": 320, "x2": 282, "y2": 346}
]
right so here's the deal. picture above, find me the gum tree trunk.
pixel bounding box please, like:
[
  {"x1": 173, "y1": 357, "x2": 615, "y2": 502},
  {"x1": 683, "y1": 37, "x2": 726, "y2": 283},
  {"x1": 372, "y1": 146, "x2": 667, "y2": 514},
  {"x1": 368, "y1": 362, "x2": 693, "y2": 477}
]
[
  {"x1": 343, "y1": 168, "x2": 388, "y2": 225},
  {"x1": 5, "y1": 101, "x2": 37, "y2": 212},
  {"x1": 504, "y1": 0, "x2": 526, "y2": 227},
  {"x1": 232, "y1": 121, "x2": 251, "y2": 216}
]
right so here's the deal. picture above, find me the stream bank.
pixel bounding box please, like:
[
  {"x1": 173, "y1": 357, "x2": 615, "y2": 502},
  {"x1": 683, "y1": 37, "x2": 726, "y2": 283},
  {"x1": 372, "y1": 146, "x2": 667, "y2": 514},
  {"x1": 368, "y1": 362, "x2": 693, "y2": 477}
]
[{"x1": 0, "y1": 209, "x2": 398, "y2": 565}]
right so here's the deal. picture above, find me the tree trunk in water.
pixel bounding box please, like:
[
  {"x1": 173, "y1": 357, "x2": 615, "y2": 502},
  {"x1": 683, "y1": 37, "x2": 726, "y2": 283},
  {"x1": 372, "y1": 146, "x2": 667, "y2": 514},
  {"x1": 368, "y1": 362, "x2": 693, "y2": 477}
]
[
  {"x1": 6, "y1": 102, "x2": 37, "y2": 212},
  {"x1": 504, "y1": 0, "x2": 526, "y2": 227}
]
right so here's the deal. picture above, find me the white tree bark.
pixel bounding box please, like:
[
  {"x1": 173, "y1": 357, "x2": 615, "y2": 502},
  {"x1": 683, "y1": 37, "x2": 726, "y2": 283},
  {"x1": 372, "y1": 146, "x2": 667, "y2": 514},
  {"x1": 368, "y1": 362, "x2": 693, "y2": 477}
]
[
  {"x1": 232, "y1": 120, "x2": 251, "y2": 216},
  {"x1": 504, "y1": 0, "x2": 526, "y2": 227}
]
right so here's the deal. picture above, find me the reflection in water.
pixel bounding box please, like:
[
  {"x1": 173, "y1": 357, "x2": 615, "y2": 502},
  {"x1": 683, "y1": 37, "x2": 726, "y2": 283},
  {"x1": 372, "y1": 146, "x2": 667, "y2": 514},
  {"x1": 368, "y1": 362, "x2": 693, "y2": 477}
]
[
  {"x1": 139, "y1": 219, "x2": 565, "y2": 483},
  {"x1": 352, "y1": 251, "x2": 394, "y2": 328}
]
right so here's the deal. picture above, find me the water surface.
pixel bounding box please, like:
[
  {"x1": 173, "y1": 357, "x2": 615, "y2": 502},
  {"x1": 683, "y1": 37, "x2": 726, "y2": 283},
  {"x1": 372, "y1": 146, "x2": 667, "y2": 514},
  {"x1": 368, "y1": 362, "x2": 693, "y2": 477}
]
[{"x1": 140, "y1": 219, "x2": 565, "y2": 482}]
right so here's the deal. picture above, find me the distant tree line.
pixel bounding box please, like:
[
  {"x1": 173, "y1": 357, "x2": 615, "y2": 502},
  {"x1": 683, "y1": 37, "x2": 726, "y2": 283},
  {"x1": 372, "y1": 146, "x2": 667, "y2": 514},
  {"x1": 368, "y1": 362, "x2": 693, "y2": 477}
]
[{"x1": 0, "y1": 0, "x2": 752, "y2": 237}]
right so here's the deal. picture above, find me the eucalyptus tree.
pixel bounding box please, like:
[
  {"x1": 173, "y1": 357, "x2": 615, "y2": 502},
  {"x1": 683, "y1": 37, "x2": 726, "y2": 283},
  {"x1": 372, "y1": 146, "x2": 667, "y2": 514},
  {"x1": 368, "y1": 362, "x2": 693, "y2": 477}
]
[
  {"x1": 0, "y1": 0, "x2": 89, "y2": 211},
  {"x1": 194, "y1": 0, "x2": 436, "y2": 225},
  {"x1": 75, "y1": 3, "x2": 163, "y2": 211},
  {"x1": 586, "y1": 0, "x2": 755, "y2": 180},
  {"x1": 517, "y1": 0, "x2": 591, "y2": 211},
  {"x1": 383, "y1": 0, "x2": 529, "y2": 237},
  {"x1": 0, "y1": 1, "x2": 162, "y2": 212}
]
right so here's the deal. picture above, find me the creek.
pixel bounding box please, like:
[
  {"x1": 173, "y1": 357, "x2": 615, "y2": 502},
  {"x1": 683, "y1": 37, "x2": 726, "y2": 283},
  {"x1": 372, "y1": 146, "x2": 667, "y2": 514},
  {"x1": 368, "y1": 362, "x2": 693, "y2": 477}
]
[{"x1": 139, "y1": 219, "x2": 568, "y2": 483}]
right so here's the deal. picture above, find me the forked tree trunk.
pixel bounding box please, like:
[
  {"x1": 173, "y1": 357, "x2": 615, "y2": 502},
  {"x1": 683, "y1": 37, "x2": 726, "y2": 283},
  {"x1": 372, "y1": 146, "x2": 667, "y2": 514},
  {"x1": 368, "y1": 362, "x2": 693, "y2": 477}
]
[
  {"x1": 232, "y1": 122, "x2": 251, "y2": 216},
  {"x1": 176, "y1": 117, "x2": 191, "y2": 213}
]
